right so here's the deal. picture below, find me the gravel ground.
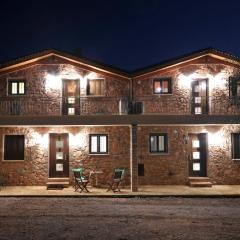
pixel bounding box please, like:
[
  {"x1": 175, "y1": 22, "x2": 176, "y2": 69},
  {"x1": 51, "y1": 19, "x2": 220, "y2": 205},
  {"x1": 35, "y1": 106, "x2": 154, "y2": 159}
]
[{"x1": 0, "y1": 197, "x2": 239, "y2": 240}]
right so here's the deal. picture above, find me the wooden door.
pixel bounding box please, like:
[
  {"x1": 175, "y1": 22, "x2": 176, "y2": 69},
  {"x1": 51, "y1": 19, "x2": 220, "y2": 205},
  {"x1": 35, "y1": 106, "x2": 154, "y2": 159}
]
[
  {"x1": 62, "y1": 80, "x2": 80, "y2": 115},
  {"x1": 188, "y1": 133, "x2": 207, "y2": 177},
  {"x1": 191, "y1": 79, "x2": 208, "y2": 114},
  {"x1": 49, "y1": 133, "x2": 69, "y2": 178}
]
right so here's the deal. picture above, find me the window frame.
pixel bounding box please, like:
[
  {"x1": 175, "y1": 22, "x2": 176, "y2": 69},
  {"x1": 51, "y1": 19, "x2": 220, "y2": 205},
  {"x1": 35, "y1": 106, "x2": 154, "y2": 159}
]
[
  {"x1": 3, "y1": 134, "x2": 25, "y2": 161},
  {"x1": 86, "y1": 78, "x2": 105, "y2": 96},
  {"x1": 153, "y1": 78, "x2": 172, "y2": 94},
  {"x1": 89, "y1": 134, "x2": 108, "y2": 154},
  {"x1": 8, "y1": 79, "x2": 26, "y2": 96},
  {"x1": 231, "y1": 133, "x2": 240, "y2": 160},
  {"x1": 149, "y1": 133, "x2": 168, "y2": 154}
]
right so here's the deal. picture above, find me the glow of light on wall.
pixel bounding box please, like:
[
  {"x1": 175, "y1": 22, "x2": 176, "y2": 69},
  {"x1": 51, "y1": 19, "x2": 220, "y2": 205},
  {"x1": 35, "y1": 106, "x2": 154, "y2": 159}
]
[
  {"x1": 85, "y1": 72, "x2": 98, "y2": 80},
  {"x1": 69, "y1": 133, "x2": 86, "y2": 147},
  {"x1": 208, "y1": 131, "x2": 225, "y2": 147},
  {"x1": 45, "y1": 74, "x2": 62, "y2": 90},
  {"x1": 213, "y1": 72, "x2": 227, "y2": 88},
  {"x1": 178, "y1": 73, "x2": 198, "y2": 88},
  {"x1": 29, "y1": 132, "x2": 48, "y2": 149}
]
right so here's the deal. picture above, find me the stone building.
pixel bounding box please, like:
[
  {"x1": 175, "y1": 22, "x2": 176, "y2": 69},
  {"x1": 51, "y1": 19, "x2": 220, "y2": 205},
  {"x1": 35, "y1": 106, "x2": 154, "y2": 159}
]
[{"x1": 0, "y1": 48, "x2": 240, "y2": 190}]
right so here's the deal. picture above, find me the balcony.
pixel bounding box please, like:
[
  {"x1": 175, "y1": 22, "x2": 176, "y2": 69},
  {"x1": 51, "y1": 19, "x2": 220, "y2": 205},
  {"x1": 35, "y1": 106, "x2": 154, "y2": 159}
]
[{"x1": 0, "y1": 96, "x2": 239, "y2": 116}]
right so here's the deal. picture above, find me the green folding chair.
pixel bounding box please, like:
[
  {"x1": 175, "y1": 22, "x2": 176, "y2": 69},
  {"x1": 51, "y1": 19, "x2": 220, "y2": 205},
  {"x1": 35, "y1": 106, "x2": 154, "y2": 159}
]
[
  {"x1": 107, "y1": 168, "x2": 125, "y2": 193},
  {"x1": 72, "y1": 168, "x2": 90, "y2": 193}
]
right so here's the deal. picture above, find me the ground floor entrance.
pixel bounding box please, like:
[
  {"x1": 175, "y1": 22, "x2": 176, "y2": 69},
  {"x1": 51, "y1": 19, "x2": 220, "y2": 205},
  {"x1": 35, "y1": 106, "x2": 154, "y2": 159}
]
[{"x1": 49, "y1": 133, "x2": 69, "y2": 178}]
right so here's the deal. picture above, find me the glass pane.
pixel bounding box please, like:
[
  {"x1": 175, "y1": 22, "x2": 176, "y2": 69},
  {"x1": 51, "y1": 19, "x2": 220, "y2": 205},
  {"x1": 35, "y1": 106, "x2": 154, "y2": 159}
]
[
  {"x1": 150, "y1": 136, "x2": 157, "y2": 152},
  {"x1": 68, "y1": 107, "x2": 75, "y2": 115},
  {"x1": 56, "y1": 140, "x2": 63, "y2": 148},
  {"x1": 192, "y1": 140, "x2": 200, "y2": 148},
  {"x1": 194, "y1": 85, "x2": 200, "y2": 92},
  {"x1": 68, "y1": 97, "x2": 75, "y2": 104},
  {"x1": 19, "y1": 82, "x2": 25, "y2": 94},
  {"x1": 89, "y1": 79, "x2": 104, "y2": 95},
  {"x1": 99, "y1": 136, "x2": 107, "y2": 152},
  {"x1": 67, "y1": 81, "x2": 76, "y2": 93},
  {"x1": 91, "y1": 136, "x2": 98, "y2": 153},
  {"x1": 158, "y1": 135, "x2": 165, "y2": 151},
  {"x1": 162, "y1": 80, "x2": 169, "y2": 93},
  {"x1": 11, "y1": 82, "x2": 18, "y2": 94},
  {"x1": 154, "y1": 81, "x2": 161, "y2": 93},
  {"x1": 193, "y1": 163, "x2": 200, "y2": 171},
  {"x1": 56, "y1": 152, "x2": 63, "y2": 160},
  {"x1": 195, "y1": 107, "x2": 202, "y2": 114},
  {"x1": 56, "y1": 163, "x2": 63, "y2": 171},
  {"x1": 195, "y1": 97, "x2": 201, "y2": 103},
  {"x1": 237, "y1": 83, "x2": 240, "y2": 96},
  {"x1": 193, "y1": 151, "x2": 200, "y2": 159}
]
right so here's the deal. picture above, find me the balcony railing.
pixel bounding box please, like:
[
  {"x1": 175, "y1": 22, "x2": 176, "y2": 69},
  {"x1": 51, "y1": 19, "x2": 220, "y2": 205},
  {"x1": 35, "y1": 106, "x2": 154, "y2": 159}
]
[{"x1": 0, "y1": 96, "x2": 239, "y2": 116}]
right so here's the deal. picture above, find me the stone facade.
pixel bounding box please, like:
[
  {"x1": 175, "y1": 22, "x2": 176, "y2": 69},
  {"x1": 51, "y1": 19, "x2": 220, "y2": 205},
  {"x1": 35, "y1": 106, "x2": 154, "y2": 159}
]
[
  {"x1": 133, "y1": 57, "x2": 240, "y2": 115},
  {"x1": 0, "y1": 126, "x2": 130, "y2": 186},
  {"x1": 137, "y1": 125, "x2": 240, "y2": 185},
  {"x1": 0, "y1": 58, "x2": 130, "y2": 116}
]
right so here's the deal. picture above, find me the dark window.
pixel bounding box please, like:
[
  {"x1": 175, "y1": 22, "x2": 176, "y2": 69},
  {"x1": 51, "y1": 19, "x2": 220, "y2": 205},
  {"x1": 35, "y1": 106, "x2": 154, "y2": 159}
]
[
  {"x1": 138, "y1": 164, "x2": 144, "y2": 176},
  {"x1": 231, "y1": 133, "x2": 240, "y2": 159},
  {"x1": 4, "y1": 135, "x2": 24, "y2": 160},
  {"x1": 153, "y1": 78, "x2": 172, "y2": 94},
  {"x1": 90, "y1": 134, "x2": 108, "y2": 154},
  {"x1": 87, "y1": 79, "x2": 105, "y2": 95},
  {"x1": 8, "y1": 80, "x2": 26, "y2": 95},
  {"x1": 150, "y1": 133, "x2": 168, "y2": 153}
]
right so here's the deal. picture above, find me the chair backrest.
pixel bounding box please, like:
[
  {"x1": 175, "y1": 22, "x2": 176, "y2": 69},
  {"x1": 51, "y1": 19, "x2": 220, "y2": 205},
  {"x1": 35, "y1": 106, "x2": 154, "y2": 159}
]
[
  {"x1": 113, "y1": 168, "x2": 125, "y2": 181},
  {"x1": 72, "y1": 168, "x2": 84, "y2": 179}
]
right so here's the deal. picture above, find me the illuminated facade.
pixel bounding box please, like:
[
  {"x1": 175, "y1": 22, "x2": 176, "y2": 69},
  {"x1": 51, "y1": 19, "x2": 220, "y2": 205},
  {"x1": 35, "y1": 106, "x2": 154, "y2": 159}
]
[{"x1": 0, "y1": 48, "x2": 240, "y2": 190}]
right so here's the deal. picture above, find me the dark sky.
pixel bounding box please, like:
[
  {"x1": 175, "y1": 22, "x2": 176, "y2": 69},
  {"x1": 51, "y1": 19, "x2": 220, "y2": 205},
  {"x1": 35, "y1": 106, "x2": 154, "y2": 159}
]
[{"x1": 1, "y1": 0, "x2": 240, "y2": 71}]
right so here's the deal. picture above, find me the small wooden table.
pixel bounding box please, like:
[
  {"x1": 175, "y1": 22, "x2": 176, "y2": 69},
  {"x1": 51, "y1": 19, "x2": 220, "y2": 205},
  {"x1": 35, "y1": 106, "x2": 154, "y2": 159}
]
[{"x1": 90, "y1": 170, "x2": 103, "y2": 187}]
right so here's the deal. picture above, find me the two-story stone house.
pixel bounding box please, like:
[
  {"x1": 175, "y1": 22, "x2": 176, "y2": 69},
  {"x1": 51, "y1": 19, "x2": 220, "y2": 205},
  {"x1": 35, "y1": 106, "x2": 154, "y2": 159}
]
[{"x1": 0, "y1": 48, "x2": 239, "y2": 190}]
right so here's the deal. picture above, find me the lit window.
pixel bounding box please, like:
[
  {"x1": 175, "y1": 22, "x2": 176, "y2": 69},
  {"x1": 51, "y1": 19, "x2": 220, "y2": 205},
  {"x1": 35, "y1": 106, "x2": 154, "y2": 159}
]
[
  {"x1": 8, "y1": 80, "x2": 26, "y2": 95},
  {"x1": 193, "y1": 151, "x2": 200, "y2": 159},
  {"x1": 87, "y1": 79, "x2": 105, "y2": 95},
  {"x1": 90, "y1": 134, "x2": 108, "y2": 154},
  {"x1": 150, "y1": 133, "x2": 168, "y2": 153},
  {"x1": 68, "y1": 108, "x2": 75, "y2": 115},
  {"x1": 193, "y1": 163, "x2": 200, "y2": 171},
  {"x1": 68, "y1": 97, "x2": 75, "y2": 104},
  {"x1": 153, "y1": 78, "x2": 172, "y2": 94},
  {"x1": 192, "y1": 140, "x2": 200, "y2": 148},
  {"x1": 195, "y1": 107, "x2": 202, "y2": 114},
  {"x1": 195, "y1": 97, "x2": 201, "y2": 104}
]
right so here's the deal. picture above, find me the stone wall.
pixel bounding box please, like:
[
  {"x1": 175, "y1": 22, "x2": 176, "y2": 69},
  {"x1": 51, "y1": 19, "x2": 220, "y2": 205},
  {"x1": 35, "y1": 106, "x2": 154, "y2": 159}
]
[
  {"x1": 0, "y1": 61, "x2": 130, "y2": 116},
  {"x1": 0, "y1": 126, "x2": 130, "y2": 186},
  {"x1": 137, "y1": 125, "x2": 240, "y2": 185},
  {"x1": 133, "y1": 60, "x2": 240, "y2": 115}
]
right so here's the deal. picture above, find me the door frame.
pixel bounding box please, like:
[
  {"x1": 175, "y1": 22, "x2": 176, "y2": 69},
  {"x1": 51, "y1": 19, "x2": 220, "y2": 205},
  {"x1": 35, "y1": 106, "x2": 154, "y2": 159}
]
[
  {"x1": 48, "y1": 133, "x2": 69, "y2": 178},
  {"x1": 188, "y1": 133, "x2": 208, "y2": 177},
  {"x1": 62, "y1": 79, "x2": 80, "y2": 115},
  {"x1": 191, "y1": 78, "x2": 209, "y2": 114}
]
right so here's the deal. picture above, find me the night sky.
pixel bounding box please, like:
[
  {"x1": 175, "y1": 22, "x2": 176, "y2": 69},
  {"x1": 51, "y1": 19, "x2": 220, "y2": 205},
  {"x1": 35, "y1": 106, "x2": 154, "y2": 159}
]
[{"x1": 1, "y1": 0, "x2": 240, "y2": 71}]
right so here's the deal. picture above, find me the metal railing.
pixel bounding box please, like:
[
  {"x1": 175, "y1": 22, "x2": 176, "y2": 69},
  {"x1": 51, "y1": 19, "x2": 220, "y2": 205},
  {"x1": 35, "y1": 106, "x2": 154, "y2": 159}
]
[{"x1": 0, "y1": 96, "x2": 239, "y2": 116}]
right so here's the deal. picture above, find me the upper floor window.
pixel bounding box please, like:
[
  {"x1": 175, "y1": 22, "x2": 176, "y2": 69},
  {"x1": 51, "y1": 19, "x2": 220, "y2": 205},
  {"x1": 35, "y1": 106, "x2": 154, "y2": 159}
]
[
  {"x1": 89, "y1": 134, "x2": 108, "y2": 154},
  {"x1": 149, "y1": 133, "x2": 168, "y2": 153},
  {"x1": 8, "y1": 80, "x2": 26, "y2": 95},
  {"x1": 231, "y1": 133, "x2": 240, "y2": 159},
  {"x1": 87, "y1": 79, "x2": 105, "y2": 96},
  {"x1": 153, "y1": 78, "x2": 172, "y2": 94},
  {"x1": 4, "y1": 135, "x2": 25, "y2": 160}
]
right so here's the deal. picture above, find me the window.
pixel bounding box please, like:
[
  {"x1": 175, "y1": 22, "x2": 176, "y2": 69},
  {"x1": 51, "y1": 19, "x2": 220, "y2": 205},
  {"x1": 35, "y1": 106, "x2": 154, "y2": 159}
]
[
  {"x1": 153, "y1": 78, "x2": 172, "y2": 94},
  {"x1": 149, "y1": 133, "x2": 168, "y2": 153},
  {"x1": 87, "y1": 79, "x2": 105, "y2": 95},
  {"x1": 4, "y1": 135, "x2": 24, "y2": 160},
  {"x1": 231, "y1": 133, "x2": 240, "y2": 159},
  {"x1": 90, "y1": 134, "x2": 108, "y2": 154},
  {"x1": 8, "y1": 80, "x2": 26, "y2": 95}
]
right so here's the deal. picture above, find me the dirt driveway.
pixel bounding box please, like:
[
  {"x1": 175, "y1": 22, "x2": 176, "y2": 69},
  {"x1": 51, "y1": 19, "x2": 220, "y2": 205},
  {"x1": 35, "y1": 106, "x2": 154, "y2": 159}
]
[{"x1": 0, "y1": 197, "x2": 239, "y2": 240}]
